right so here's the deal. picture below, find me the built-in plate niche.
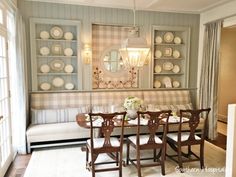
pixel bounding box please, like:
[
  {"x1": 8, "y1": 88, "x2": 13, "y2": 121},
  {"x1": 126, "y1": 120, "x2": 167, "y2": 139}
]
[{"x1": 30, "y1": 18, "x2": 82, "y2": 92}]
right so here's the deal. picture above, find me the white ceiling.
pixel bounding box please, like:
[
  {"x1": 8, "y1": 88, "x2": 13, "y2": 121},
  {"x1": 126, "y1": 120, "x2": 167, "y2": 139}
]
[{"x1": 26, "y1": 0, "x2": 233, "y2": 13}]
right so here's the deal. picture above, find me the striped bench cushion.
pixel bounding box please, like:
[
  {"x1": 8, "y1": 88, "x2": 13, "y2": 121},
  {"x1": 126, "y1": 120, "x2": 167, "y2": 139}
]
[{"x1": 31, "y1": 106, "x2": 90, "y2": 124}]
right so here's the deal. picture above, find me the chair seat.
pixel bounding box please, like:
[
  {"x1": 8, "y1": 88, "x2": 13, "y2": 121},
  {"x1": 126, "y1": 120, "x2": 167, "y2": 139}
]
[
  {"x1": 167, "y1": 132, "x2": 201, "y2": 142},
  {"x1": 87, "y1": 137, "x2": 120, "y2": 148},
  {"x1": 128, "y1": 134, "x2": 162, "y2": 145}
]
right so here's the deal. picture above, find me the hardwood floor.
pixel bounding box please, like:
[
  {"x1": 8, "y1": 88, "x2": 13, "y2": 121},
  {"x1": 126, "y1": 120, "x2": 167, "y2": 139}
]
[
  {"x1": 4, "y1": 121, "x2": 227, "y2": 177},
  {"x1": 207, "y1": 133, "x2": 227, "y2": 150},
  {"x1": 4, "y1": 154, "x2": 31, "y2": 177}
]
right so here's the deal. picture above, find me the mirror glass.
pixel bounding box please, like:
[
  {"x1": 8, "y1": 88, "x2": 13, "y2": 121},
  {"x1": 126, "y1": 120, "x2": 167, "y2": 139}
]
[{"x1": 103, "y1": 49, "x2": 124, "y2": 73}]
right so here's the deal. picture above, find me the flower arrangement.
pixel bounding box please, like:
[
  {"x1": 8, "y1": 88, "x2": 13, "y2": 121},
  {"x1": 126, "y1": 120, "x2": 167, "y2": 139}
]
[{"x1": 123, "y1": 96, "x2": 143, "y2": 110}]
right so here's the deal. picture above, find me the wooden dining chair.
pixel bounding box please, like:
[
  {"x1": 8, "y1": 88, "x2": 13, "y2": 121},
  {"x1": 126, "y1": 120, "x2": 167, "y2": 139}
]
[
  {"x1": 166, "y1": 108, "x2": 211, "y2": 172},
  {"x1": 86, "y1": 112, "x2": 126, "y2": 177},
  {"x1": 126, "y1": 110, "x2": 171, "y2": 177}
]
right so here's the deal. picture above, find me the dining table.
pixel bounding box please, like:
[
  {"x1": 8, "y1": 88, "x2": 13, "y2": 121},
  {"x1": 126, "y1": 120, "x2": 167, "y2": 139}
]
[
  {"x1": 76, "y1": 113, "x2": 188, "y2": 129},
  {"x1": 76, "y1": 113, "x2": 191, "y2": 161}
]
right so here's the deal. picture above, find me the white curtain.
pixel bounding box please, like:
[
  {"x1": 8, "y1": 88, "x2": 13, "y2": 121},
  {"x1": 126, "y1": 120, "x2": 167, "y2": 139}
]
[
  {"x1": 11, "y1": 11, "x2": 28, "y2": 154},
  {"x1": 199, "y1": 21, "x2": 222, "y2": 140}
]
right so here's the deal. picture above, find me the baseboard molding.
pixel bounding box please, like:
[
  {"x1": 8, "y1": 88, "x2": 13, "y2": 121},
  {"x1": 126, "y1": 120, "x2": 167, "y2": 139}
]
[{"x1": 218, "y1": 114, "x2": 227, "y2": 123}]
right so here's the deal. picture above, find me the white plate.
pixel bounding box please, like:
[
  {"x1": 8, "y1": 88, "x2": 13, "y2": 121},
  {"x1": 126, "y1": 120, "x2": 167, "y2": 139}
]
[
  {"x1": 52, "y1": 77, "x2": 64, "y2": 87},
  {"x1": 51, "y1": 44, "x2": 62, "y2": 55},
  {"x1": 163, "y1": 62, "x2": 174, "y2": 71},
  {"x1": 50, "y1": 59, "x2": 65, "y2": 71},
  {"x1": 65, "y1": 82, "x2": 74, "y2": 90},
  {"x1": 162, "y1": 76, "x2": 172, "y2": 88},
  {"x1": 155, "y1": 36, "x2": 162, "y2": 44},
  {"x1": 64, "y1": 64, "x2": 74, "y2": 73},
  {"x1": 40, "y1": 47, "x2": 50, "y2": 56},
  {"x1": 50, "y1": 26, "x2": 63, "y2": 39},
  {"x1": 154, "y1": 80, "x2": 161, "y2": 88},
  {"x1": 173, "y1": 81, "x2": 180, "y2": 88},
  {"x1": 164, "y1": 32, "x2": 174, "y2": 43},
  {"x1": 174, "y1": 36, "x2": 182, "y2": 44},
  {"x1": 40, "y1": 31, "x2": 50, "y2": 39},
  {"x1": 40, "y1": 64, "x2": 50, "y2": 73},
  {"x1": 64, "y1": 32, "x2": 73, "y2": 40},
  {"x1": 173, "y1": 50, "x2": 180, "y2": 58},
  {"x1": 64, "y1": 48, "x2": 73, "y2": 56},
  {"x1": 172, "y1": 65, "x2": 180, "y2": 73},
  {"x1": 154, "y1": 65, "x2": 162, "y2": 73},
  {"x1": 155, "y1": 50, "x2": 162, "y2": 58},
  {"x1": 40, "y1": 82, "x2": 51, "y2": 91},
  {"x1": 164, "y1": 47, "x2": 172, "y2": 57}
]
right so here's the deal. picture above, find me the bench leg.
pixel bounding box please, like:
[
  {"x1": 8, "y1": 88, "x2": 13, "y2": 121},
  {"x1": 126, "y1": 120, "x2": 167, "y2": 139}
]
[{"x1": 27, "y1": 142, "x2": 31, "y2": 154}]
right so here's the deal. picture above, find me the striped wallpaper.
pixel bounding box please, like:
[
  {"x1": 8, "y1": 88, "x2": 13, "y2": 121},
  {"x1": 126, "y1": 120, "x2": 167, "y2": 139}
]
[{"x1": 18, "y1": 1, "x2": 200, "y2": 91}]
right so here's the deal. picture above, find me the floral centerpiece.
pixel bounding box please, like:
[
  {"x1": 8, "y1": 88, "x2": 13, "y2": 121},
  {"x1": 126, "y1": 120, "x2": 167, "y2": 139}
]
[{"x1": 123, "y1": 96, "x2": 143, "y2": 119}]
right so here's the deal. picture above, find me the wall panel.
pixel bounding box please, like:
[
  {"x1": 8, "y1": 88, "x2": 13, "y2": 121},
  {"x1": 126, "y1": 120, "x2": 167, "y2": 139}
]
[{"x1": 18, "y1": 1, "x2": 200, "y2": 91}]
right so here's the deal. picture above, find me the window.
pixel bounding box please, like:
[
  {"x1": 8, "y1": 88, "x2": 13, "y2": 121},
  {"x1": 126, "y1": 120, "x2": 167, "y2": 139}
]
[
  {"x1": 0, "y1": 30, "x2": 11, "y2": 174},
  {"x1": 0, "y1": 3, "x2": 14, "y2": 176}
]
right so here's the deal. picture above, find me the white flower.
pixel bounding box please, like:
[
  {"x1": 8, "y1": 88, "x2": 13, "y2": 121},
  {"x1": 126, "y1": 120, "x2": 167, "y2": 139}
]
[{"x1": 123, "y1": 96, "x2": 143, "y2": 110}]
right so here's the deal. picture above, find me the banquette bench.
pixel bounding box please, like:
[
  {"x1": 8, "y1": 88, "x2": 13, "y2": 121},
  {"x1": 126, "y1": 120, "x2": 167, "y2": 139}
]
[{"x1": 26, "y1": 90, "x2": 195, "y2": 152}]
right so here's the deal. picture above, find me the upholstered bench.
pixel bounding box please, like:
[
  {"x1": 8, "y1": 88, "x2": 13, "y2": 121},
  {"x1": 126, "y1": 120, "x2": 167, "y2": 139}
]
[{"x1": 27, "y1": 90, "x2": 196, "y2": 153}]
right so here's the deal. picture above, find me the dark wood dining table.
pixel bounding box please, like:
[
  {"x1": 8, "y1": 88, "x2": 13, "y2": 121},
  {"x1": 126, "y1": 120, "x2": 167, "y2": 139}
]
[{"x1": 76, "y1": 113, "x2": 191, "y2": 160}]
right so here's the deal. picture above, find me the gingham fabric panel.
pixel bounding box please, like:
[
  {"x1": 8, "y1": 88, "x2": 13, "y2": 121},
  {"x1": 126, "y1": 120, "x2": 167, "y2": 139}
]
[
  {"x1": 143, "y1": 90, "x2": 192, "y2": 105},
  {"x1": 31, "y1": 92, "x2": 91, "y2": 109},
  {"x1": 91, "y1": 91, "x2": 143, "y2": 106},
  {"x1": 147, "y1": 103, "x2": 193, "y2": 112},
  {"x1": 91, "y1": 24, "x2": 139, "y2": 88},
  {"x1": 31, "y1": 106, "x2": 90, "y2": 124},
  {"x1": 172, "y1": 103, "x2": 193, "y2": 111}
]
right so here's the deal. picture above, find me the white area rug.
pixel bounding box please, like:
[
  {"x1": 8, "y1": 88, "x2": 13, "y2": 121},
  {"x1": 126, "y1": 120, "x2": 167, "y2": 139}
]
[{"x1": 24, "y1": 142, "x2": 225, "y2": 177}]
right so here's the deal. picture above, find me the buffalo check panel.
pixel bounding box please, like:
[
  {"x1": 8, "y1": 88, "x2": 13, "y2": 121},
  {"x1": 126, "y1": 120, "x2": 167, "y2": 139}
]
[
  {"x1": 91, "y1": 91, "x2": 143, "y2": 106},
  {"x1": 31, "y1": 92, "x2": 91, "y2": 109},
  {"x1": 143, "y1": 90, "x2": 191, "y2": 105}
]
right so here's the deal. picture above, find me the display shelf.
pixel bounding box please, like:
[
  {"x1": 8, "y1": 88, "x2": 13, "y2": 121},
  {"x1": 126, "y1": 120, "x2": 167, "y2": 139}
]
[
  {"x1": 37, "y1": 55, "x2": 77, "y2": 58},
  {"x1": 154, "y1": 58, "x2": 184, "y2": 60},
  {"x1": 37, "y1": 73, "x2": 77, "y2": 76},
  {"x1": 153, "y1": 73, "x2": 184, "y2": 75},
  {"x1": 151, "y1": 25, "x2": 190, "y2": 89},
  {"x1": 30, "y1": 18, "x2": 82, "y2": 91},
  {"x1": 36, "y1": 39, "x2": 77, "y2": 42},
  {"x1": 154, "y1": 43, "x2": 184, "y2": 46}
]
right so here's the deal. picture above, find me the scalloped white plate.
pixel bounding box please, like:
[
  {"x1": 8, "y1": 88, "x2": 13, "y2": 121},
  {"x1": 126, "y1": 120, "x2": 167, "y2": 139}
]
[
  {"x1": 64, "y1": 64, "x2": 74, "y2": 73},
  {"x1": 173, "y1": 81, "x2": 180, "y2": 88},
  {"x1": 173, "y1": 50, "x2": 180, "y2": 58},
  {"x1": 64, "y1": 48, "x2": 73, "y2": 56},
  {"x1": 155, "y1": 50, "x2": 162, "y2": 58},
  {"x1": 64, "y1": 32, "x2": 73, "y2": 40},
  {"x1": 154, "y1": 80, "x2": 161, "y2": 88},
  {"x1": 172, "y1": 65, "x2": 180, "y2": 73},
  {"x1": 155, "y1": 36, "x2": 162, "y2": 44},
  {"x1": 40, "y1": 64, "x2": 50, "y2": 73},
  {"x1": 40, "y1": 31, "x2": 50, "y2": 40},
  {"x1": 40, "y1": 47, "x2": 50, "y2": 56},
  {"x1": 65, "y1": 83, "x2": 74, "y2": 90},
  {"x1": 164, "y1": 32, "x2": 174, "y2": 43},
  {"x1": 52, "y1": 77, "x2": 64, "y2": 87},
  {"x1": 40, "y1": 82, "x2": 51, "y2": 91},
  {"x1": 50, "y1": 26, "x2": 63, "y2": 39},
  {"x1": 174, "y1": 36, "x2": 182, "y2": 44},
  {"x1": 154, "y1": 65, "x2": 162, "y2": 73},
  {"x1": 50, "y1": 59, "x2": 65, "y2": 71},
  {"x1": 163, "y1": 62, "x2": 174, "y2": 71}
]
